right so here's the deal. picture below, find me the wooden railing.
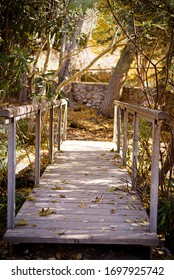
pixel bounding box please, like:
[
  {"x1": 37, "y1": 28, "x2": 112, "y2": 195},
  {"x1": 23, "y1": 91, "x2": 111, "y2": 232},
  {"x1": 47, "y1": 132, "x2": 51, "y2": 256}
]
[
  {"x1": 0, "y1": 99, "x2": 68, "y2": 229},
  {"x1": 113, "y1": 100, "x2": 168, "y2": 233}
]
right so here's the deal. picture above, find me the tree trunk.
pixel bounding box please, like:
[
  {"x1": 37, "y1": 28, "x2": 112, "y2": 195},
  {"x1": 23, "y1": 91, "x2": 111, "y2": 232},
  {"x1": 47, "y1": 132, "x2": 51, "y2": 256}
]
[
  {"x1": 58, "y1": 16, "x2": 84, "y2": 86},
  {"x1": 100, "y1": 42, "x2": 135, "y2": 117}
]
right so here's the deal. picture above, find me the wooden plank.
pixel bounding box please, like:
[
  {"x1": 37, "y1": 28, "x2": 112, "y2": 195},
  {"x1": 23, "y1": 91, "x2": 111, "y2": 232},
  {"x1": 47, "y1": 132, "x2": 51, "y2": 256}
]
[
  {"x1": 4, "y1": 140, "x2": 159, "y2": 247},
  {"x1": 150, "y1": 120, "x2": 161, "y2": 232},
  {"x1": 4, "y1": 229, "x2": 158, "y2": 246},
  {"x1": 114, "y1": 100, "x2": 168, "y2": 121},
  {"x1": 0, "y1": 100, "x2": 61, "y2": 118},
  {"x1": 7, "y1": 117, "x2": 16, "y2": 229}
]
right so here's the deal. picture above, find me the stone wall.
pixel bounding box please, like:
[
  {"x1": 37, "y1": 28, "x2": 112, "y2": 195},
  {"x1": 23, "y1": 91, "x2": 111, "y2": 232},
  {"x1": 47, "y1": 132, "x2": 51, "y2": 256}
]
[
  {"x1": 69, "y1": 82, "x2": 108, "y2": 108},
  {"x1": 69, "y1": 82, "x2": 145, "y2": 108}
]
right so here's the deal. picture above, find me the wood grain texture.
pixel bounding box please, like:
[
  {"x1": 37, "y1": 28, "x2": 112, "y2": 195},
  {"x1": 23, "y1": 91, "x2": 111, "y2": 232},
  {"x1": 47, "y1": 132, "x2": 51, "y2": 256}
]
[{"x1": 4, "y1": 140, "x2": 159, "y2": 247}]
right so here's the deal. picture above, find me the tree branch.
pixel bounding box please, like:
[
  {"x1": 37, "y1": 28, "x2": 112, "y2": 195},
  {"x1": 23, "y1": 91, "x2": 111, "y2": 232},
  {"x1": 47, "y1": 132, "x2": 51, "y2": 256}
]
[{"x1": 53, "y1": 38, "x2": 127, "y2": 98}]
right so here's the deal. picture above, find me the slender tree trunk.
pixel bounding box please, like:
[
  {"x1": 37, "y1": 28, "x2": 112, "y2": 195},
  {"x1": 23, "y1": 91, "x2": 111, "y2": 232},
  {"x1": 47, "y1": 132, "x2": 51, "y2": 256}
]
[
  {"x1": 100, "y1": 41, "x2": 135, "y2": 117},
  {"x1": 58, "y1": 16, "x2": 84, "y2": 86}
]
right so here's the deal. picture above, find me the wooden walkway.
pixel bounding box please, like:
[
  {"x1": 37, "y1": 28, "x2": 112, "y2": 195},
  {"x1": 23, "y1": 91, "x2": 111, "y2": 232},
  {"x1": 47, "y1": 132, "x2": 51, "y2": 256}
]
[{"x1": 4, "y1": 140, "x2": 158, "y2": 247}]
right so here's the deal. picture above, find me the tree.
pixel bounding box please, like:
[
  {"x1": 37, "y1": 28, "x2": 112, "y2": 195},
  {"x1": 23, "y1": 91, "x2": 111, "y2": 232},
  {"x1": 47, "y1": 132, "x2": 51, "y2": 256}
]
[
  {"x1": 100, "y1": 41, "x2": 135, "y2": 116},
  {"x1": 0, "y1": 0, "x2": 98, "y2": 102},
  {"x1": 99, "y1": 0, "x2": 174, "y2": 116}
]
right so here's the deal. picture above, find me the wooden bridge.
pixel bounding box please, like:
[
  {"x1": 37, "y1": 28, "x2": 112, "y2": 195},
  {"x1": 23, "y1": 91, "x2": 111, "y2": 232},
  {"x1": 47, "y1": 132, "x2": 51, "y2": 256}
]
[{"x1": 0, "y1": 99, "x2": 167, "y2": 250}]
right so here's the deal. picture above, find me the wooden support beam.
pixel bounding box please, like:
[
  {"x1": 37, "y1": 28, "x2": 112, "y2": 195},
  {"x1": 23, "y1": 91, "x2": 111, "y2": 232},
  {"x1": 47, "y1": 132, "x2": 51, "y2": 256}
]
[
  {"x1": 113, "y1": 105, "x2": 117, "y2": 143},
  {"x1": 123, "y1": 109, "x2": 128, "y2": 165},
  {"x1": 35, "y1": 110, "x2": 41, "y2": 186},
  {"x1": 114, "y1": 100, "x2": 168, "y2": 121},
  {"x1": 58, "y1": 105, "x2": 62, "y2": 150},
  {"x1": 117, "y1": 108, "x2": 121, "y2": 153},
  {"x1": 132, "y1": 112, "x2": 139, "y2": 189},
  {"x1": 62, "y1": 102, "x2": 67, "y2": 141},
  {"x1": 150, "y1": 120, "x2": 161, "y2": 232},
  {"x1": 7, "y1": 117, "x2": 16, "y2": 229},
  {"x1": 49, "y1": 106, "x2": 54, "y2": 163}
]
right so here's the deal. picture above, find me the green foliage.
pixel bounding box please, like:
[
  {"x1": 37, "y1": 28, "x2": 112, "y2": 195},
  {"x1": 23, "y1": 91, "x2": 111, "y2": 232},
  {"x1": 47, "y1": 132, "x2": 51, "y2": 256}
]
[
  {"x1": 69, "y1": 0, "x2": 98, "y2": 11},
  {"x1": 158, "y1": 194, "x2": 174, "y2": 234},
  {"x1": 0, "y1": 126, "x2": 8, "y2": 180},
  {"x1": 0, "y1": 48, "x2": 33, "y2": 97}
]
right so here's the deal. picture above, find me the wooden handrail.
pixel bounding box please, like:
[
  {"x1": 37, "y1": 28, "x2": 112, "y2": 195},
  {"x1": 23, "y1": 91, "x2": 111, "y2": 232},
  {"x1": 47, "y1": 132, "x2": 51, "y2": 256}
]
[
  {"x1": 0, "y1": 100, "x2": 60, "y2": 118},
  {"x1": 113, "y1": 100, "x2": 168, "y2": 233},
  {"x1": 0, "y1": 99, "x2": 68, "y2": 229}
]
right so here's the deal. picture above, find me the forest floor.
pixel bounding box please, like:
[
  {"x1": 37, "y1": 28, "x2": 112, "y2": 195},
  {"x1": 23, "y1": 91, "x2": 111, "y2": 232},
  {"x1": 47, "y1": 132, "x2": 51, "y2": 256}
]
[{"x1": 0, "y1": 103, "x2": 173, "y2": 260}]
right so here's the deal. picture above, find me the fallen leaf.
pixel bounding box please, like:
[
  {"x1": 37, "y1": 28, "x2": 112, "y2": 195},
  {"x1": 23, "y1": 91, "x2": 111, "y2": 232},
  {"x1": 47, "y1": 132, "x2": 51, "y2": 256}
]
[
  {"x1": 38, "y1": 207, "x2": 54, "y2": 216},
  {"x1": 32, "y1": 224, "x2": 37, "y2": 227},
  {"x1": 93, "y1": 196, "x2": 103, "y2": 203},
  {"x1": 52, "y1": 200, "x2": 57, "y2": 203},
  {"x1": 106, "y1": 186, "x2": 120, "y2": 192},
  {"x1": 120, "y1": 165, "x2": 125, "y2": 169},
  {"x1": 26, "y1": 196, "x2": 35, "y2": 201},
  {"x1": 59, "y1": 194, "x2": 65, "y2": 198},
  {"x1": 129, "y1": 227, "x2": 135, "y2": 231},
  {"x1": 107, "y1": 199, "x2": 115, "y2": 205},
  {"x1": 138, "y1": 219, "x2": 148, "y2": 225},
  {"x1": 78, "y1": 201, "x2": 86, "y2": 208},
  {"x1": 52, "y1": 186, "x2": 64, "y2": 190},
  {"x1": 71, "y1": 253, "x2": 82, "y2": 260},
  {"x1": 61, "y1": 179, "x2": 68, "y2": 184},
  {"x1": 16, "y1": 219, "x2": 28, "y2": 226}
]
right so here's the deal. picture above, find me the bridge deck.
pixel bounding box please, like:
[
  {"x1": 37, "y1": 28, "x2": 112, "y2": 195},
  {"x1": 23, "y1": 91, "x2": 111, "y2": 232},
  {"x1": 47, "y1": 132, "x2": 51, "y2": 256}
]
[{"x1": 4, "y1": 140, "x2": 158, "y2": 247}]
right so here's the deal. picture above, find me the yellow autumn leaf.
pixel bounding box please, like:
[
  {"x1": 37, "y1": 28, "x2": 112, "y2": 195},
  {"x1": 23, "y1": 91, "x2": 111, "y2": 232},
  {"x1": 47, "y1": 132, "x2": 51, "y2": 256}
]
[
  {"x1": 16, "y1": 219, "x2": 28, "y2": 226},
  {"x1": 61, "y1": 179, "x2": 68, "y2": 184},
  {"x1": 52, "y1": 186, "x2": 64, "y2": 190},
  {"x1": 93, "y1": 196, "x2": 103, "y2": 203},
  {"x1": 26, "y1": 196, "x2": 35, "y2": 201},
  {"x1": 38, "y1": 207, "x2": 54, "y2": 216}
]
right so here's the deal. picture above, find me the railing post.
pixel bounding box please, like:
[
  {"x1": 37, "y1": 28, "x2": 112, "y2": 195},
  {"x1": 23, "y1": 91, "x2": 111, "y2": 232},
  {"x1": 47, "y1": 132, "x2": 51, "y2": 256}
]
[
  {"x1": 7, "y1": 117, "x2": 16, "y2": 229},
  {"x1": 123, "y1": 109, "x2": 128, "y2": 165},
  {"x1": 35, "y1": 109, "x2": 41, "y2": 186},
  {"x1": 58, "y1": 104, "x2": 62, "y2": 150},
  {"x1": 49, "y1": 105, "x2": 54, "y2": 163},
  {"x1": 113, "y1": 105, "x2": 117, "y2": 143},
  {"x1": 132, "y1": 112, "x2": 139, "y2": 189},
  {"x1": 62, "y1": 101, "x2": 67, "y2": 141},
  {"x1": 117, "y1": 107, "x2": 121, "y2": 153},
  {"x1": 113, "y1": 105, "x2": 121, "y2": 153},
  {"x1": 150, "y1": 120, "x2": 161, "y2": 232}
]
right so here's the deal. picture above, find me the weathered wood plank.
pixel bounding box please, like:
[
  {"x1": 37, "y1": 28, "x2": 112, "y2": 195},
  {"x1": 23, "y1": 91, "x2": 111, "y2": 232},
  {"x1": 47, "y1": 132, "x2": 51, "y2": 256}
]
[
  {"x1": 114, "y1": 100, "x2": 168, "y2": 121},
  {"x1": 4, "y1": 140, "x2": 159, "y2": 247},
  {"x1": 0, "y1": 100, "x2": 61, "y2": 118}
]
